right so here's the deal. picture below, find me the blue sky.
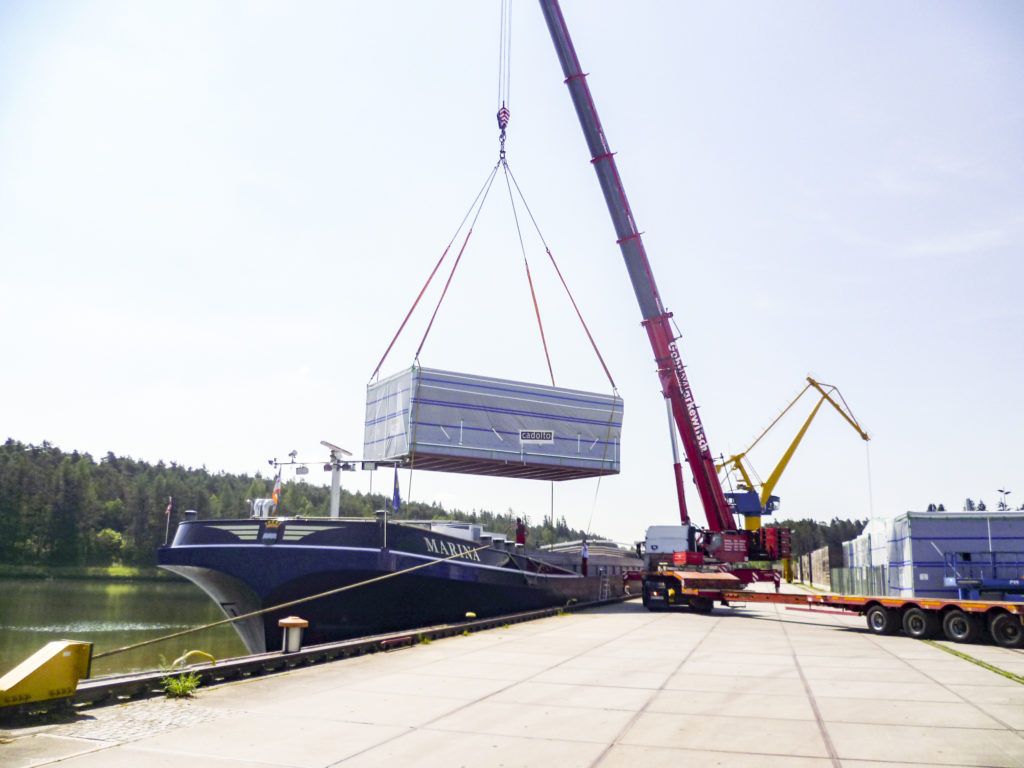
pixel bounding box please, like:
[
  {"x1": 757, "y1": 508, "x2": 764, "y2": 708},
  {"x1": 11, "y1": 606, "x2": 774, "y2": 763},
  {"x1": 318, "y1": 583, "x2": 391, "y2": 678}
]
[{"x1": 2, "y1": 1, "x2": 1022, "y2": 543}]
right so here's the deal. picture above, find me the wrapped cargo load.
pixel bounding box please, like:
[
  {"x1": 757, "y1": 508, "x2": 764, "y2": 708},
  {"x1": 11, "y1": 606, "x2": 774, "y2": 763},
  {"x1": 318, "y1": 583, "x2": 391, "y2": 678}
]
[
  {"x1": 364, "y1": 367, "x2": 622, "y2": 481},
  {"x1": 836, "y1": 512, "x2": 1024, "y2": 598}
]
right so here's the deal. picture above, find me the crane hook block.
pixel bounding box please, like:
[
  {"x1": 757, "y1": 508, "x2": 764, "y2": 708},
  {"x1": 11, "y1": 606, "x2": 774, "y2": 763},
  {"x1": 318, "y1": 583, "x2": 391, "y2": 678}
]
[{"x1": 497, "y1": 106, "x2": 510, "y2": 131}]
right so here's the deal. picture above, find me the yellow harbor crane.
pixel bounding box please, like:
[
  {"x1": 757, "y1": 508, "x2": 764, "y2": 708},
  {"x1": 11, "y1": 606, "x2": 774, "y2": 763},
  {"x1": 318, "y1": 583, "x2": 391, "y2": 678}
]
[{"x1": 718, "y1": 377, "x2": 870, "y2": 531}]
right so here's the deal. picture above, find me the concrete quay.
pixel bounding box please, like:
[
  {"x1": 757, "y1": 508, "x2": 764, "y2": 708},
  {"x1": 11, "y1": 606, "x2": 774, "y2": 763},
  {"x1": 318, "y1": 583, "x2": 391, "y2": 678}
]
[{"x1": 4, "y1": 596, "x2": 1024, "y2": 768}]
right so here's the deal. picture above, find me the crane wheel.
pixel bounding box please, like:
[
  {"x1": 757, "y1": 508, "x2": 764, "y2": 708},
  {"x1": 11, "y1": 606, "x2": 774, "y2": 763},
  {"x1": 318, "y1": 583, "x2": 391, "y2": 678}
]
[
  {"x1": 901, "y1": 607, "x2": 939, "y2": 639},
  {"x1": 988, "y1": 613, "x2": 1024, "y2": 648},
  {"x1": 942, "y1": 609, "x2": 982, "y2": 643},
  {"x1": 865, "y1": 605, "x2": 899, "y2": 635}
]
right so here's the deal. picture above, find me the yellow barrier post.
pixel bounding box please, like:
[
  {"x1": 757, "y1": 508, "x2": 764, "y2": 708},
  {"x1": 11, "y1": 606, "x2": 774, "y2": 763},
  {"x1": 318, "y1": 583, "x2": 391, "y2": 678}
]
[{"x1": 0, "y1": 641, "x2": 93, "y2": 711}]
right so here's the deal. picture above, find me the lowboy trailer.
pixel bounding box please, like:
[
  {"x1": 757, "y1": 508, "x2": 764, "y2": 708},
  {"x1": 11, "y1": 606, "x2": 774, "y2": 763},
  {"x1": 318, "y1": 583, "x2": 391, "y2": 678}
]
[{"x1": 641, "y1": 570, "x2": 1024, "y2": 649}]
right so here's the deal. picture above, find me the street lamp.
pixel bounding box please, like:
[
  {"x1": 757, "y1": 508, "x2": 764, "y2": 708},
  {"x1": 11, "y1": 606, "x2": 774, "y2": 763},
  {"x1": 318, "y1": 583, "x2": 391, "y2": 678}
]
[{"x1": 997, "y1": 488, "x2": 1011, "y2": 511}]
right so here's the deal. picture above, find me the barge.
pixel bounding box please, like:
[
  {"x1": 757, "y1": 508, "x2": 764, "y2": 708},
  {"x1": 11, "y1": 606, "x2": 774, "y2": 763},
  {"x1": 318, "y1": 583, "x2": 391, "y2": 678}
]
[{"x1": 158, "y1": 515, "x2": 639, "y2": 653}]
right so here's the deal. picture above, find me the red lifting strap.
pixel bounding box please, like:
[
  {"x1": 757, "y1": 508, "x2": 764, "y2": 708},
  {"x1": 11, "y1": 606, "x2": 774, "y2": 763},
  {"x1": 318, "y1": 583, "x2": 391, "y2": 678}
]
[
  {"x1": 371, "y1": 164, "x2": 500, "y2": 381},
  {"x1": 415, "y1": 228, "x2": 475, "y2": 362},
  {"x1": 371, "y1": 243, "x2": 451, "y2": 381},
  {"x1": 504, "y1": 162, "x2": 618, "y2": 393}
]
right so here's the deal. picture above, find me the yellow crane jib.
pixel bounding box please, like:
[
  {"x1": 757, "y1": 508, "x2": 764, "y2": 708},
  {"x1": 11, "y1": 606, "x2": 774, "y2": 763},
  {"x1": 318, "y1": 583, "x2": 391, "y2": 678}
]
[
  {"x1": 717, "y1": 377, "x2": 869, "y2": 531},
  {"x1": 0, "y1": 640, "x2": 93, "y2": 712}
]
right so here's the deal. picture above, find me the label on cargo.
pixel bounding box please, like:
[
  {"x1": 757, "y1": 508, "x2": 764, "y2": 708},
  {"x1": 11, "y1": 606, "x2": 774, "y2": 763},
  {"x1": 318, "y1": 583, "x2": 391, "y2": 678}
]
[{"x1": 520, "y1": 429, "x2": 555, "y2": 444}]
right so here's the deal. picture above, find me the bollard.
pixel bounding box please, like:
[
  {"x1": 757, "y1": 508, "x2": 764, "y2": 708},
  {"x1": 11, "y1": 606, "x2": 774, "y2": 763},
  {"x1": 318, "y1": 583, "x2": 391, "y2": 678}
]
[{"x1": 278, "y1": 616, "x2": 308, "y2": 653}]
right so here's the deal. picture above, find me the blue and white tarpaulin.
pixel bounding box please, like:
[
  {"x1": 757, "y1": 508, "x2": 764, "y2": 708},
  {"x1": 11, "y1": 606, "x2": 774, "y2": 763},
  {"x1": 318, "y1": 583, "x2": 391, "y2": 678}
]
[
  {"x1": 363, "y1": 367, "x2": 623, "y2": 481},
  {"x1": 843, "y1": 511, "x2": 1024, "y2": 597}
]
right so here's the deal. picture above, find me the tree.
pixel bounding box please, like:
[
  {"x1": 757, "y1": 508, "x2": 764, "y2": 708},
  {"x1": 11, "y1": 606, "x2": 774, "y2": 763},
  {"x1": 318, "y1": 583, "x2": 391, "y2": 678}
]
[
  {"x1": 964, "y1": 498, "x2": 975, "y2": 511},
  {"x1": 92, "y1": 528, "x2": 125, "y2": 565},
  {"x1": 246, "y1": 477, "x2": 269, "y2": 501},
  {"x1": 48, "y1": 456, "x2": 96, "y2": 565}
]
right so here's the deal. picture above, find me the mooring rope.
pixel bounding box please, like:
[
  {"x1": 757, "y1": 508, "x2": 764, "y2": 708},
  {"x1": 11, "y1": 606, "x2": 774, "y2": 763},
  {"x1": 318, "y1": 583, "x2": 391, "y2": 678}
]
[{"x1": 93, "y1": 542, "x2": 492, "y2": 660}]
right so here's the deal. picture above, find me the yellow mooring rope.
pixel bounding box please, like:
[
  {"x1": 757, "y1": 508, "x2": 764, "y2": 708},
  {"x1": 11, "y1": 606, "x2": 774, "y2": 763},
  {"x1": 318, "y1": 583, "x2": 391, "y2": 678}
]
[{"x1": 93, "y1": 542, "x2": 492, "y2": 660}]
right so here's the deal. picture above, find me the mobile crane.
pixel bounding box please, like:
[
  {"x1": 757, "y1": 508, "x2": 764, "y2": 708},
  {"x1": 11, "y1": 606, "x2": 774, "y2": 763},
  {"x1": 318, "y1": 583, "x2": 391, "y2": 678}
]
[
  {"x1": 538, "y1": 1, "x2": 785, "y2": 571},
  {"x1": 538, "y1": 2, "x2": 1023, "y2": 649}
]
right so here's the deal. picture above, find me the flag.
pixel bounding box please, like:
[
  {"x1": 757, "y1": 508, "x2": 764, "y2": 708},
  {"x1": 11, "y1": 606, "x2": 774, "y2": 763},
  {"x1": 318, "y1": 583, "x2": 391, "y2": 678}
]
[
  {"x1": 392, "y1": 467, "x2": 400, "y2": 513},
  {"x1": 272, "y1": 473, "x2": 282, "y2": 505},
  {"x1": 164, "y1": 498, "x2": 172, "y2": 516}
]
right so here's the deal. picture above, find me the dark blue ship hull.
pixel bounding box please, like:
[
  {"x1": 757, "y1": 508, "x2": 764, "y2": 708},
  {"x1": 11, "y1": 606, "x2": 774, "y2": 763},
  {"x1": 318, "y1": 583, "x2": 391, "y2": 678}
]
[{"x1": 158, "y1": 517, "x2": 636, "y2": 653}]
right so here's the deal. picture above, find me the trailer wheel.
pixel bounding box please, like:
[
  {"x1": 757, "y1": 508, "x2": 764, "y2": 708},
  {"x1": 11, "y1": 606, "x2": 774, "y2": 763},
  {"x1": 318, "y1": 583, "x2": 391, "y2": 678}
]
[
  {"x1": 942, "y1": 609, "x2": 981, "y2": 643},
  {"x1": 865, "y1": 605, "x2": 899, "y2": 635},
  {"x1": 988, "y1": 613, "x2": 1024, "y2": 649},
  {"x1": 901, "y1": 607, "x2": 939, "y2": 639}
]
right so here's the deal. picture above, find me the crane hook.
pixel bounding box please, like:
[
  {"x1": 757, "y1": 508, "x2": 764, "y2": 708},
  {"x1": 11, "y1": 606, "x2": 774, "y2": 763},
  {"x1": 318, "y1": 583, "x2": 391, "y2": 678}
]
[{"x1": 497, "y1": 104, "x2": 510, "y2": 159}]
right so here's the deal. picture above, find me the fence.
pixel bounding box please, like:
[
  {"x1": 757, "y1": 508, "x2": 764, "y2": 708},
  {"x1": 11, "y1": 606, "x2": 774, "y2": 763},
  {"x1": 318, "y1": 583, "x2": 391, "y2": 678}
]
[{"x1": 829, "y1": 565, "x2": 888, "y2": 596}]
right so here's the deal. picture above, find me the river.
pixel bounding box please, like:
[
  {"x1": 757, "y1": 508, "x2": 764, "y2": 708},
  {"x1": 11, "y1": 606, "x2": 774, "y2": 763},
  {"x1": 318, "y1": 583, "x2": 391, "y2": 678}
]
[{"x1": 0, "y1": 578, "x2": 247, "y2": 679}]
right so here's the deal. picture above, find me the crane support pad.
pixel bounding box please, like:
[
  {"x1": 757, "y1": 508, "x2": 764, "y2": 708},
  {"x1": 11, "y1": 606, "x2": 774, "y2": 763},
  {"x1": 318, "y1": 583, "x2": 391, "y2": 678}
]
[{"x1": 364, "y1": 367, "x2": 623, "y2": 481}]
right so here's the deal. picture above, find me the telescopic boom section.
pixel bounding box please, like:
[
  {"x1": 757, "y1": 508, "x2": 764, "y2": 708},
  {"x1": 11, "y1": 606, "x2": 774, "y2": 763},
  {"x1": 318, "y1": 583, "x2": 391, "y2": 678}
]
[{"x1": 539, "y1": 0, "x2": 736, "y2": 532}]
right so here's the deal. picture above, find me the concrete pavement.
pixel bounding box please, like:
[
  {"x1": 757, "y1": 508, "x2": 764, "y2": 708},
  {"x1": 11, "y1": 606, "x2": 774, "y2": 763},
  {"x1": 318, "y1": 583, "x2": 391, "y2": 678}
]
[{"x1": 3, "y1": 597, "x2": 1024, "y2": 767}]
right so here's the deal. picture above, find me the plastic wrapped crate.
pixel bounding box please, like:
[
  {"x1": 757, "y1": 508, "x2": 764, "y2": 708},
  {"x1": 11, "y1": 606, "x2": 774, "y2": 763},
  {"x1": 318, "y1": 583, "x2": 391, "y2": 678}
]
[
  {"x1": 363, "y1": 367, "x2": 622, "y2": 481},
  {"x1": 890, "y1": 511, "x2": 1024, "y2": 598}
]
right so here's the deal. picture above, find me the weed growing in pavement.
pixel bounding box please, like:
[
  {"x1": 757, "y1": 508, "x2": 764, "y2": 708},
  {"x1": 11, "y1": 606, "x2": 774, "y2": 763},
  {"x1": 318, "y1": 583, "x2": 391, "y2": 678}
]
[
  {"x1": 161, "y1": 670, "x2": 201, "y2": 698},
  {"x1": 158, "y1": 654, "x2": 203, "y2": 698}
]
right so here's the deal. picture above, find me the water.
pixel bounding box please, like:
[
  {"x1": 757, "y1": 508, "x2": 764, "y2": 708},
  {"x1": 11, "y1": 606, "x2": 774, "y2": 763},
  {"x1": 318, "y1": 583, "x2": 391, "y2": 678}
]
[{"x1": 0, "y1": 578, "x2": 248, "y2": 678}]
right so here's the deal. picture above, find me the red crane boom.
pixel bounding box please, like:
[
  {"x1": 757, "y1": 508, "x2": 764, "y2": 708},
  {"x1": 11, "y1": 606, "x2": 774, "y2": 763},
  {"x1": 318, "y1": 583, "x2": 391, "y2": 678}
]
[{"x1": 539, "y1": 0, "x2": 737, "y2": 532}]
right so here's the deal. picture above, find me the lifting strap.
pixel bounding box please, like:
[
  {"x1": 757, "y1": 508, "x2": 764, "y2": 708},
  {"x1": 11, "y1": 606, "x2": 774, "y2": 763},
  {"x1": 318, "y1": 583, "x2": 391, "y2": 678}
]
[
  {"x1": 502, "y1": 161, "x2": 618, "y2": 393},
  {"x1": 370, "y1": 163, "x2": 500, "y2": 381},
  {"x1": 414, "y1": 164, "x2": 500, "y2": 362},
  {"x1": 502, "y1": 160, "x2": 555, "y2": 386}
]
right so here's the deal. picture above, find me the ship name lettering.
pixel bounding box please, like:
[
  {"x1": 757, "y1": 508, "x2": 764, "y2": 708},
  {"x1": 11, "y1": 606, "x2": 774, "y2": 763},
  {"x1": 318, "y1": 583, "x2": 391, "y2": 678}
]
[{"x1": 423, "y1": 537, "x2": 480, "y2": 562}]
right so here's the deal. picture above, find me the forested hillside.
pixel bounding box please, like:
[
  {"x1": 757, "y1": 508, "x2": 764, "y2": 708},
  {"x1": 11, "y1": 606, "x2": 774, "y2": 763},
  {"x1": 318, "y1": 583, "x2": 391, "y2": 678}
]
[
  {"x1": 779, "y1": 517, "x2": 866, "y2": 557},
  {"x1": 0, "y1": 440, "x2": 866, "y2": 568},
  {"x1": 0, "y1": 440, "x2": 595, "y2": 567}
]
